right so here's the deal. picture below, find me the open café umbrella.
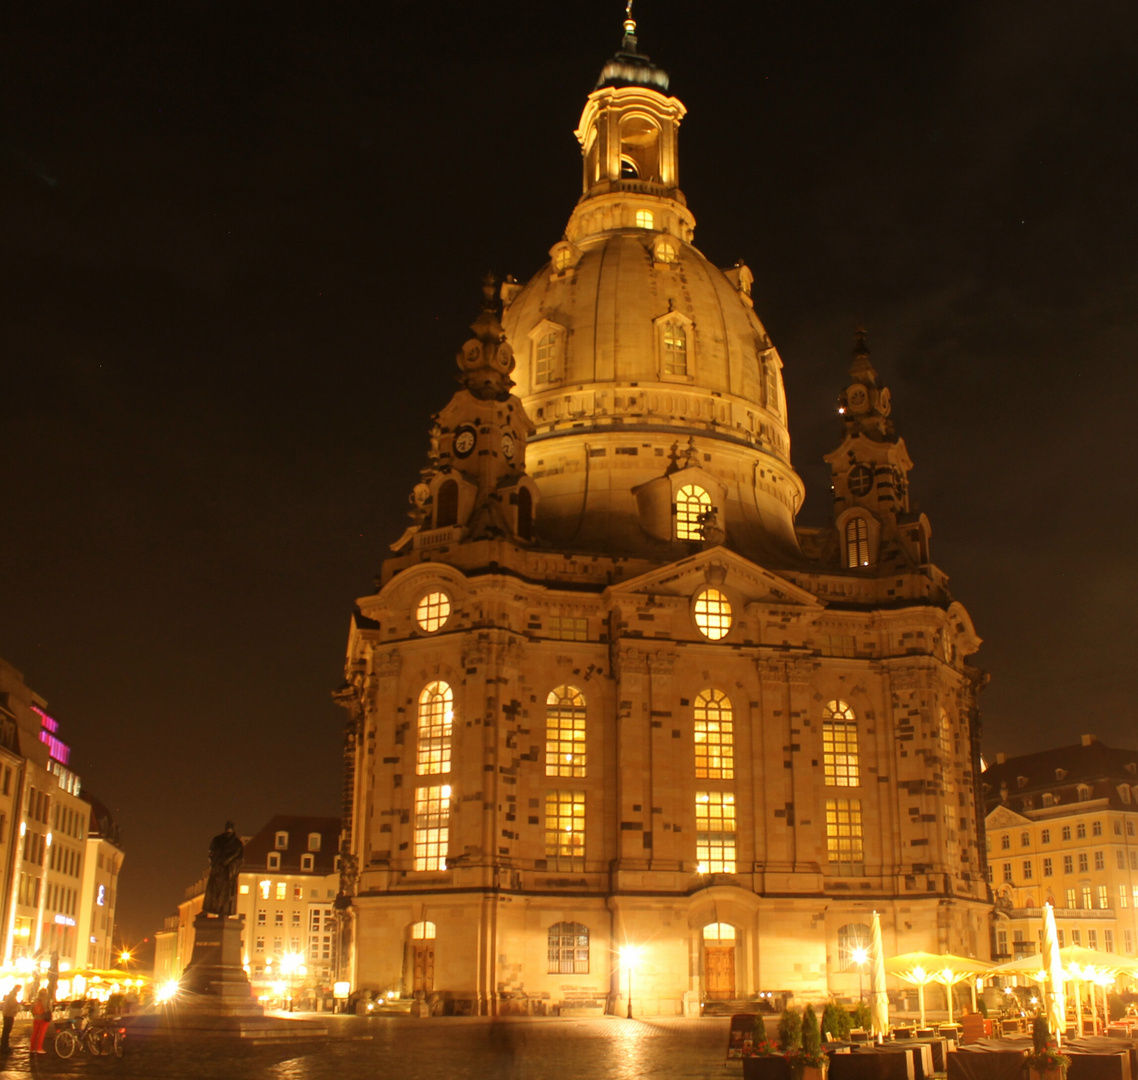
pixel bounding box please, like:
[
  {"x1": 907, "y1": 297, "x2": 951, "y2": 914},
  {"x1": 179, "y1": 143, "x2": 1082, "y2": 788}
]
[
  {"x1": 869, "y1": 911, "x2": 889, "y2": 1038},
  {"x1": 1042, "y1": 904, "x2": 1065, "y2": 1046},
  {"x1": 885, "y1": 952, "x2": 992, "y2": 1025},
  {"x1": 1060, "y1": 946, "x2": 1120, "y2": 1034}
]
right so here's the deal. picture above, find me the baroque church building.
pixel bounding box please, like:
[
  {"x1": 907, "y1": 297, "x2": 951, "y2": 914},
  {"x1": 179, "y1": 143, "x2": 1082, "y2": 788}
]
[{"x1": 334, "y1": 17, "x2": 991, "y2": 1016}]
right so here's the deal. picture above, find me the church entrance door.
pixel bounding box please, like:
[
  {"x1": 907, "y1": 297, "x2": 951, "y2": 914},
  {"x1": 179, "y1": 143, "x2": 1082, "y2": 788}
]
[
  {"x1": 705, "y1": 945, "x2": 735, "y2": 1000},
  {"x1": 411, "y1": 942, "x2": 435, "y2": 994}
]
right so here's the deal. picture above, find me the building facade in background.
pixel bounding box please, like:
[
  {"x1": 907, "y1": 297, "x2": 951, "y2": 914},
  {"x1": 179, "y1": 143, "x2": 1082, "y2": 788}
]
[
  {"x1": 982, "y1": 736, "x2": 1138, "y2": 961},
  {"x1": 334, "y1": 18, "x2": 991, "y2": 1015},
  {"x1": 164, "y1": 815, "x2": 339, "y2": 1006},
  {"x1": 0, "y1": 657, "x2": 124, "y2": 975}
]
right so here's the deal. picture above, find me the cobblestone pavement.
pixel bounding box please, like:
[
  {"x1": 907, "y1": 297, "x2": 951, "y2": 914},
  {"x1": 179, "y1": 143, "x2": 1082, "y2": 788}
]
[{"x1": 0, "y1": 1014, "x2": 736, "y2": 1080}]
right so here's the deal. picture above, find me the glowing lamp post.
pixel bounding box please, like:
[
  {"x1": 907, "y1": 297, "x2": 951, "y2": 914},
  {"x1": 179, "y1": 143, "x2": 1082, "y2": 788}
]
[
  {"x1": 619, "y1": 945, "x2": 642, "y2": 1019},
  {"x1": 851, "y1": 946, "x2": 869, "y2": 1002},
  {"x1": 279, "y1": 952, "x2": 306, "y2": 1012}
]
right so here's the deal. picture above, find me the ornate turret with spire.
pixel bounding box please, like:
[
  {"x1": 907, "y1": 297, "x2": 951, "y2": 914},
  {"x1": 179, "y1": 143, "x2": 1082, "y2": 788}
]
[{"x1": 823, "y1": 330, "x2": 934, "y2": 574}]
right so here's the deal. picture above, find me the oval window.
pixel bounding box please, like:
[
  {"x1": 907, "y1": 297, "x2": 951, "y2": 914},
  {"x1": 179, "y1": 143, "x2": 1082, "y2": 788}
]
[{"x1": 693, "y1": 588, "x2": 732, "y2": 640}]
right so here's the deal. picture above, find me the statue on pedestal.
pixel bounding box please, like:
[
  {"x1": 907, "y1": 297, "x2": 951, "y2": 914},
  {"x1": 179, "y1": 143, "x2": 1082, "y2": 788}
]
[{"x1": 202, "y1": 821, "x2": 243, "y2": 917}]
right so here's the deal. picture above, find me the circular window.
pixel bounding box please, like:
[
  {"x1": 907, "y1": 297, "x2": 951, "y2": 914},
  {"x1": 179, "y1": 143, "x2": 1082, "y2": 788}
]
[
  {"x1": 693, "y1": 588, "x2": 732, "y2": 640},
  {"x1": 848, "y1": 464, "x2": 873, "y2": 497},
  {"x1": 416, "y1": 591, "x2": 451, "y2": 633},
  {"x1": 656, "y1": 240, "x2": 677, "y2": 263}
]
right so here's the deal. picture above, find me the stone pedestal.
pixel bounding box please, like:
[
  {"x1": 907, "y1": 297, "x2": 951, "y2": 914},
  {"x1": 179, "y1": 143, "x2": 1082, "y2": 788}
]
[{"x1": 180, "y1": 913, "x2": 262, "y2": 1017}]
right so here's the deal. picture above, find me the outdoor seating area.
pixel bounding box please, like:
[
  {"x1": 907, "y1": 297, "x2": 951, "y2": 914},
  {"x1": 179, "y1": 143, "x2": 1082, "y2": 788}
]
[{"x1": 731, "y1": 905, "x2": 1138, "y2": 1080}]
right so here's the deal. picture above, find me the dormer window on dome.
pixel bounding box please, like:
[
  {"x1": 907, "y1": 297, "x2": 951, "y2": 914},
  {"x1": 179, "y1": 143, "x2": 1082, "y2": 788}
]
[
  {"x1": 653, "y1": 237, "x2": 678, "y2": 263},
  {"x1": 654, "y1": 310, "x2": 694, "y2": 382},
  {"x1": 676, "y1": 483, "x2": 710, "y2": 541},
  {"x1": 529, "y1": 320, "x2": 566, "y2": 386}
]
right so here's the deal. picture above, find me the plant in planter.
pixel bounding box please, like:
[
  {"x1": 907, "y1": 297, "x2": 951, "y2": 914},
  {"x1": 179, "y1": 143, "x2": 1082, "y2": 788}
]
[
  {"x1": 850, "y1": 1001, "x2": 872, "y2": 1033},
  {"x1": 793, "y1": 1005, "x2": 828, "y2": 1080},
  {"x1": 822, "y1": 1002, "x2": 851, "y2": 1041},
  {"x1": 1025, "y1": 1016, "x2": 1070, "y2": 1080},
  {"x1": 744, "y1": 1007, "x2": 800, "y2": 1080}
]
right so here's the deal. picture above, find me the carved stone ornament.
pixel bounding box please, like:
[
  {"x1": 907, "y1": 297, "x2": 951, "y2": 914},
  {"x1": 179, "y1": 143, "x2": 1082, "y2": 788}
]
[
  {"x1": 339, "y1": 852, "x2": 360, "y2": 897},
  {"x1": 647, "y1": 651, "x2": 676, "y2": 675},
  {"x1": 617, "y1": 648, "x2": 650, "y2": 676},
  {"x1": 887, "y1": 664, "x2": 934, "y2": 692}
]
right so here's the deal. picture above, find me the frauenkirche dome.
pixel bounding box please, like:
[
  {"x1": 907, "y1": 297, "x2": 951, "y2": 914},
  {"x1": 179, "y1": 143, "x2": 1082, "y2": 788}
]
[{"x1": 501, "y1": 18, "x2": 803, "y2": 562}]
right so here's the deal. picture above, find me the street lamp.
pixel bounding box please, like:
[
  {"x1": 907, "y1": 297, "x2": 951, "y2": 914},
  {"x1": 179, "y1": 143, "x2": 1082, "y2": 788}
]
[
  {"x1": 619, "y1": 945, "x2": 642, "y2": 1019},
  {"x1": 851, "y1": 947, "x2": 869, "y2": 1002},
  {"x1": 279, "y1": 952, "x2": 306, "y2": 1012}
]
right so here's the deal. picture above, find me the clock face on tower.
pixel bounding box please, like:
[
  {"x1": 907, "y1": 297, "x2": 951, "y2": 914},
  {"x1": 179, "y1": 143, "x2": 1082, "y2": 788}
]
[
  {"x1": 453, "y1": 425, "x2": 477, "y2": 458},
  {"x1": 846, "y1": 384, "x2": 869, "y2": 413},
  {"x1": 500, "y1": 431, "x2": 515, "y2": 460}
]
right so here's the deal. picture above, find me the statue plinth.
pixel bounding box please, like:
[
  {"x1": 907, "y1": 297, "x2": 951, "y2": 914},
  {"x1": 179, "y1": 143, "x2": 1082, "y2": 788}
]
[{"x1": 179, "y1": 913, "x2": 263, "y2": 1016}]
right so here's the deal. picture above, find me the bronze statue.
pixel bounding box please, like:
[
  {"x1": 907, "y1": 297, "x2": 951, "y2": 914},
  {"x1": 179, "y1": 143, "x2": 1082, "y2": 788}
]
[{"x1": 202, "y1": 821, "x2": 244, "y2": 916}]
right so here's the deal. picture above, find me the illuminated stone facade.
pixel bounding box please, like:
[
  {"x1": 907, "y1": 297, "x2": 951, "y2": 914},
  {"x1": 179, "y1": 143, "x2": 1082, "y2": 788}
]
[
  {"x1": 983, "y1": 737, "x2": 1138, "y2": 962},
  {"x1": 336, "y1": 19, "x2": 991, "y2": 1015}
]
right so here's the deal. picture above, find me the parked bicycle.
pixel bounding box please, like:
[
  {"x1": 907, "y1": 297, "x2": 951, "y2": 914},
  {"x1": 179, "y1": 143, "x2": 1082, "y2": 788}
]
[{"x1": 53, "y1": 1016, "x2": 125, "y2": 1059}]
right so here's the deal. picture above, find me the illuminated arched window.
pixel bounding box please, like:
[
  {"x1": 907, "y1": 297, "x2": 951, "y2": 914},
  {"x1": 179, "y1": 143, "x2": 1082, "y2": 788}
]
[
  {"x1": 693, "y1": 587, "x2": 732, "y2": 641},
  {"x1": 436, "y1": 480, "x2": 458, "y2": 528},
  {"x1": 703, "y1": 922, "x2": 736, "y2": 942},
  {"x1": 535, "y1": 332, "x2": 557, "y2": 383},
  {"x1": 844, "y1": 517, "x2": 870, "y2": 568},
  {"x1": 694, "y1": 689, "x2": 734, "y2": 779},
  {"x1": 663, "y1": 323, "x2": 688, "y2": 375},
  {"x1": 553, "y1": 247, "x2": 573, "y2": 272},
  {"x1": 417, "y1": 681, "x2": 453, "y2": 775},
  {"x1": 410, "y1": 920, "x2": 436, "y2": 940},
  {"x1": 837, "y1": 923, "x2": 871, "y2": 970},
  {"x1": 545, "y1": 686, "x2": 586, "y2": 777},
  {"x1": 676, "y1": 484, "x2": 711, "y2": 541},
  {"x1": 635, "y1": 209, "x2": 654, "y2": 229},
  {"x1": 548, "y1": 922, "x2": 589, "y2": 974},
  {"x1": 822, "y1": 700, "x2": 858, "y2": 787}
]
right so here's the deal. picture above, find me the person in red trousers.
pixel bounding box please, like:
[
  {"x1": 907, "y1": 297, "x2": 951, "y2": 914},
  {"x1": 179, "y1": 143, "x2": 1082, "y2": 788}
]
[{"x1": 29, "y1": 989, "x2": 50, "y2": 1054}]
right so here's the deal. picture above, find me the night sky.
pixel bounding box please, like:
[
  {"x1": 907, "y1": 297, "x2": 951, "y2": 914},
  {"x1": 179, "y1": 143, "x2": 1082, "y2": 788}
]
[{"x1": 2, "y1": 1, "x2": 1135, "y2": 945}]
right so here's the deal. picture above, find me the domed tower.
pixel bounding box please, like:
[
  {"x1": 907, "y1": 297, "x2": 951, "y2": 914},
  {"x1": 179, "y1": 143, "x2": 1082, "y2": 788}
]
[{"x1": 501, "y1": 13, "x2": 803, "y2": 562}]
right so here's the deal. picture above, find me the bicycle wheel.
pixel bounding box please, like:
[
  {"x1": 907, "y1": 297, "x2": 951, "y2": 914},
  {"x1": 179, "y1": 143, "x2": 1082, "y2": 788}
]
[
  {"x1": 89, "y1": 1028, "x2": 114, "y2": 1056},
  {"x1": 113, "y1": 1030, "x2": 126, "y2": 1058},
  {"x1": 54, "y1": 1029, "x2": 77, "y2": 1058}
]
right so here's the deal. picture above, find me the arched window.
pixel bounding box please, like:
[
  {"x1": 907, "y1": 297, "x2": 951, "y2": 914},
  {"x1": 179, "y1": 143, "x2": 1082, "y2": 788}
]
[
  {"x1": 417, "y1": 681, "x2": 453, "y2": 775},
  {"x1": 547, "y1": 922, "x2": 589, "y2": 974},
  {"x1": 635, "y1": 209, "x2": 654, "y2": 229},
  {"x1": 535, "y1": 332, "x2": 557, "y2": 383},
  {"x1": 516, "y1": 487, "x2": 533, "y2": 541},
  {"x1": 837, "y1": 923, "x2": 872, "y2": 970},
  {"x1": 703, "y1": 922, "x2": 736, "y2": 942},
  {"x1": 553, "y1": 247, "x2": 573, "y2": 272},
  {"x1": 844, "y1": 517, "x2": 870, "y2": 568},
  {"x1": 545, "y1": 686, "x2": 586, "y2": 777},
  {"x1": 436, "y1": 480, "x2": 459, "y2": 528},
  {"x1": 676, "y1": 484, "x2": 711, "y2": 541},
  {"x1": 663, "y1": 323, "x2": 688, "y2": 375},
  {"x1": 620, "y1": 157, "x2": 639, "y2": 179},
  {"x1": 694, "y1": 689, "x2": 734, "y2": 779},
  {"x1": 410, "y1": 921, "x2": 436, "y2": 940},
  {"x1": 822, "y1": 700, "x2": 859, "y2": 787}
]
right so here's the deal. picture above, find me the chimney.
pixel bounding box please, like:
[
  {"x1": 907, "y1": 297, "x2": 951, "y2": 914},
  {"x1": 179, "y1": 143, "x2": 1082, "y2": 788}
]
[{"x1": 1081, "y1": 734, "x2": 1097, "y2": 746}]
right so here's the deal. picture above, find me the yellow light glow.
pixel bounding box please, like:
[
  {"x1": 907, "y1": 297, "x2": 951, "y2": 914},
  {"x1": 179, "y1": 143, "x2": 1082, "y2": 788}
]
[
  {"x1": 273, "y1": 981, "x2": 287, "y2": 996},
  {"x1": 120, "y1": 951, "x2": 131, "y2": 963},
  {"x1": 619, "y1": 944, "x2": 643, "y2": 968},
  {"x1": 912, "y1": 966, "x2": 926, "y2": 981},
  {"x1": 441, "y1": 785, "x2": 451, "y2": 799},
  {"x1": 156, "y1": 980, "x2": 180, "y2": 1003},
  {"x1": 851, "y1": 947, "x2": 868, "y2": 965},
  {"x1": 45, "y1": 833, "x2": 52, "y2": 847}
]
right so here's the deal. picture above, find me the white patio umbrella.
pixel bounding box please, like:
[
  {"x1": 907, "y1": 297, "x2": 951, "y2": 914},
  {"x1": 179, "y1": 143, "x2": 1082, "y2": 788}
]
[
  {"x1": 869, "y1": 911, "x2": 889, "y2": 1038},
  {"x1": 1042, "y1": 904, "x2": 1065, "y2": 1047}
]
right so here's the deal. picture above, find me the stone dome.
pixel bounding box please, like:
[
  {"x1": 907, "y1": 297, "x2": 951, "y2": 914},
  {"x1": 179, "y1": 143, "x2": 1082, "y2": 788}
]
[{"x1": 499, "y1": 70, "x2": 804, "y2": 564}]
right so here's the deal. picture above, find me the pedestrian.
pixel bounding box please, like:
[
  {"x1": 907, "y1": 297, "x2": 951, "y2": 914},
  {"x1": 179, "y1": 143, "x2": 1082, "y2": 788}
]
[
  {"x1": 30, "y1": 988, "x2": 50, "y2": 1054},
  {"x1": 0, "y1": 984, "x2": 22, "y2": 1053}
]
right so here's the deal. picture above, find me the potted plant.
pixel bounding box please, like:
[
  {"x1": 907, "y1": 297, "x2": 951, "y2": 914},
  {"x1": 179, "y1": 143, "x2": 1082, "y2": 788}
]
[
  {"x1": 794, "y1": 1004, "x2": 828, "y2": 1080},
  {"x1": 1025, "y1": 1016, "x2": 1070, "y2": 1080},
  {"x1": 743, "y1": 1008, "x2": 797, "y2": 1080}
]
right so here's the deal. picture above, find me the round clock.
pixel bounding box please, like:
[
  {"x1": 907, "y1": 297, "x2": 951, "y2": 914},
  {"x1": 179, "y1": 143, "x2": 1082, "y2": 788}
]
[
  {"x1": 500, "y1": 431, "x2": 516, "y2": 460},
  {"x1": 846, "y1": 384, "x2": 869, "y2": 413},
  {"x1": 453, "y1": 425, "x2": 477, "y2": 458}
]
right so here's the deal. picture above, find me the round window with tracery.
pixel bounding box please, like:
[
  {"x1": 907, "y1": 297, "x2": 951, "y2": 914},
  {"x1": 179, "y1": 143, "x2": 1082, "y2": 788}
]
[
  {"x1": 416, "y1": 591, "x2": 451, "y2": 633},
  {"x1": 693, "y1": 588, "x2": 732, "y2": 640}
]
